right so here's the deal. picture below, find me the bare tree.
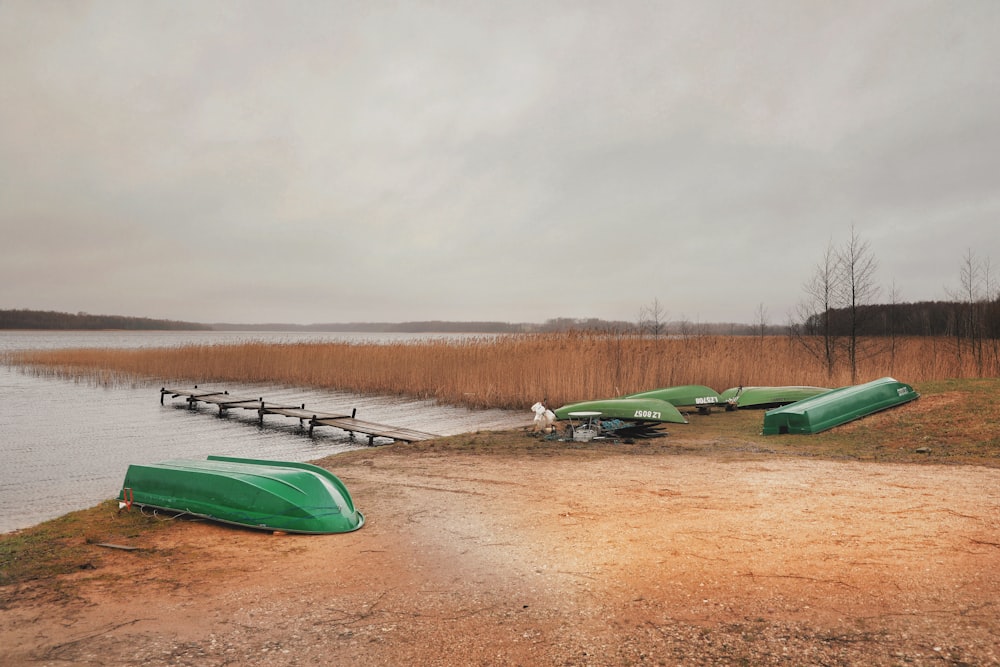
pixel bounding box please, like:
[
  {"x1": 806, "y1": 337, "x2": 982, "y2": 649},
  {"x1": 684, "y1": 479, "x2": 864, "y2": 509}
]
[
  {"x1": 948, "y1": 248, "x2": 986, "y2": 373},
  {"x1": 677, "y1": 316, "x2": 691, "y2": 339},
  {"x1": 639, "y1": 298, "x2": 669, "y2": 338},
  {"x1": 885, "y1": 279, "x2": 902, "y2": 374},
  {"x1": 753, "y1": 302, "x2": 769, "y2": 339},
  {"x1": 838, "y1": 225, "x2": 880, "y2": 383},
  {"x1": 795, "y1": 238, "x2": 841, "y2": 379},
  {"x1": 984, "y1": 256, "x2": 1000, "y2": 373}
]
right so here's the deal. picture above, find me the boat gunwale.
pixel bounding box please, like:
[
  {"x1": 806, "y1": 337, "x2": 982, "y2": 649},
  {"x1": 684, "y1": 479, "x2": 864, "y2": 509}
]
[{"x1": 126, "y1": 501, "x2": 366, "y2": 534}]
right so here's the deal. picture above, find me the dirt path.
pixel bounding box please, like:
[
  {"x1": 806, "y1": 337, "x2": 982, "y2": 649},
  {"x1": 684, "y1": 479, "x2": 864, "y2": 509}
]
[{"x1": 2, "y1": 449, "x2": 998, "y2": 665}]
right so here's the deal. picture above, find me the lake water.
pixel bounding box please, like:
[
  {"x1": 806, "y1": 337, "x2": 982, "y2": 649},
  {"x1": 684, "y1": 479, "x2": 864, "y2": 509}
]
[{"x1": 0, "y1": 331, "x2": 530, "y2": 533}]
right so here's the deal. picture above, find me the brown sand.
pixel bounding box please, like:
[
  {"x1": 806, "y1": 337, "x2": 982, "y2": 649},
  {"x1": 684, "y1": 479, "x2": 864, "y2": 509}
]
[{"x1": 2, "y1": 447, "x2": 998, "y2": 665}]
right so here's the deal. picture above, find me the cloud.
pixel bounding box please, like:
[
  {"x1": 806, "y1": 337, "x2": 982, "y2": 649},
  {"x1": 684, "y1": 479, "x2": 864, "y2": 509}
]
[{"x1": 1, "y1": 1, "x2": 998, "y2": 324}]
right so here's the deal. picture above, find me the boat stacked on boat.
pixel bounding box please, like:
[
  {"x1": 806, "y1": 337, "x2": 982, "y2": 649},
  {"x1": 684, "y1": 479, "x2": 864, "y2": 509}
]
[
  {"x1": 549, "y1": 378, "x2": 919, "y2": 440},
  {"x1": 553, "y1": 397, "x2": 688, "y2": 424},
  {"x1": 552, "y1": 384, "x2": 722, "y2": 425},
  {"x1": 552, "y1": 397, "x2": 686, "y2": 439},
  {"x1": 624, "y1": 385, "x2": 721, "y2": 413},
  {"x1": 550, "y1": 384, "x2": 724, "y2": 440},
  {"x1": 719, "y1": 385, "x2": 830, "y2": 410}
]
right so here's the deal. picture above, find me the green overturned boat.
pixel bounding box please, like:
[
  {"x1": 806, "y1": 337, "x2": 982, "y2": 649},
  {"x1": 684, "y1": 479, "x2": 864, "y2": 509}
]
[
  {"x1": 762, "y1": 377, "x2": 918, "y2": 435},
  {"x1": 118, "y1": 455, "x2": 364, "y2": 534},
  {"x1": 552, "y1": 397, "x2": 688, "y2": 424},
  {"x1": 624, "y1": 385, "x2": 721, "y2": 411},
  {"x1": 719, "y1": 385, "x2": 830, "y2": 410}
]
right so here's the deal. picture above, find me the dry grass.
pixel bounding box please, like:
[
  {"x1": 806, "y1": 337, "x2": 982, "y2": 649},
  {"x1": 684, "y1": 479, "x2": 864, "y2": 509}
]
[
  {"x1": 5, "y1": 333, "x2": 996, "y2": 410},
  {"x1": 0, "y1": 499, "x2": 171, "y2": 588}
]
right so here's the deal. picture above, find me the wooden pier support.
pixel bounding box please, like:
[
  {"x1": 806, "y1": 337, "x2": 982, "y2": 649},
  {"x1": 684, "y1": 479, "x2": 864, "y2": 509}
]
[{"x1": 160, "y1": 386, "x2": 440, "y2": 444}]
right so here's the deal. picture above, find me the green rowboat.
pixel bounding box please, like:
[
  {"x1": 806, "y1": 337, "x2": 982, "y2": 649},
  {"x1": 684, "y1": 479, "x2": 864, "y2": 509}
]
[
  {"x1": 118, "y1": 455, "x2": 364, "y2": 534},
  {"x1": 553, "y1": 397, "x2": 688, "y2": 424},
  {"x1": 719, "y1": 385, "x2": 830, "y2": 410},
  {"x1": 761, "y1": 377, "x2": 918, "y2": 435},
  {"x1": 624, "y1": 385, "x2": 721, "y2": 410}
]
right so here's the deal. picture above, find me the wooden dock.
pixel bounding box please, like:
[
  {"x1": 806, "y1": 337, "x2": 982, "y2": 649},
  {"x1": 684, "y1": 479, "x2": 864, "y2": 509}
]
[{"x1": 160, "y1": 386, "x2": 441, "y2": 445}]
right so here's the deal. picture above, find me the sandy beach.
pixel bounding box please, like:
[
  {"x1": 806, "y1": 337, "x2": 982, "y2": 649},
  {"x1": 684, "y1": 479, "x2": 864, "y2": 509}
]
[{"x1": 2, "y1": 434, "x2": 998, "y2": 666}]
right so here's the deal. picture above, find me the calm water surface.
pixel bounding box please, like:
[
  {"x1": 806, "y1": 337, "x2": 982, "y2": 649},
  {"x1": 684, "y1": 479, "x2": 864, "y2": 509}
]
[{"x1": 1, "y1": 331, "x2": 528, "y2": 533}]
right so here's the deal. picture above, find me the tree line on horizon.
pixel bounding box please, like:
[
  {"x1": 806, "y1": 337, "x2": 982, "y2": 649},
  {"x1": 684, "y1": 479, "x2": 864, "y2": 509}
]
[
  {"x1": 3, "y1": 301, "x2": 999, "y2": 340},
  {"x1": 0, "y1": 309, "x2": 212, "y2": 331}
]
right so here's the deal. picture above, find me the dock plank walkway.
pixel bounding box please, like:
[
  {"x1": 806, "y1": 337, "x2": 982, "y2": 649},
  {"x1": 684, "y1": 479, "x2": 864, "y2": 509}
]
[{"x1": 160, "y1": 386, "x2": 441, "y2": 444}]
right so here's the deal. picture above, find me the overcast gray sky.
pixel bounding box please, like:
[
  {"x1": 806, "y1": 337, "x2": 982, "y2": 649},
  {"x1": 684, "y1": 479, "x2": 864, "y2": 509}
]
[{"x1": 2, "y1": 1, "x2": 998, "y2": 325}]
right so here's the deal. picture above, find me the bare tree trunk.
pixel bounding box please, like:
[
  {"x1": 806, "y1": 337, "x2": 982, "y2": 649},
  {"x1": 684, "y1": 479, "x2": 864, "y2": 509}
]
[
  {"x1": 838, "y1": 226, "x2": 879, "y2": 384},
  {"x1": 951, "y1": 249, "x2": 983, "y2": 375},
  {"x1": 754, "y1": 302, "x2": 768, "y2": 339},
  {"x1": 886, "y1": 280, "x2": 902, "y2": 375},
  {"x1": 796, "y1": 239, "x2": 842, "y2": 380}
]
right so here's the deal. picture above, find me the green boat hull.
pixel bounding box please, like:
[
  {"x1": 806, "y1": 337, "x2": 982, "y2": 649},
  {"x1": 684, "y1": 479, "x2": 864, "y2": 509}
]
[
  {"x1": 624, "y1": 385, "x2": 721, "y2": 409},
  {"x1": 719, "y1": 385, "x2": 830, "y2": 410},
  {"x1": 118, "y1": 455, "x2": 364, "y2": 534},
  {"x1": 762, "y1": 377, "x2": 918, "y2": 435},
  {"x1": 553, "y1": 397, "x2": 688, "y2": 424}
]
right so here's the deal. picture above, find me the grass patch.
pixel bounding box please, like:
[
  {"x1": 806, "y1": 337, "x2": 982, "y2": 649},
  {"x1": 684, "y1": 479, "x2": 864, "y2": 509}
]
[
  {"x1": 764, "y1": 379, "x2": 1000, "y2": 465},
  {"x1": 0, "y1": 499, "x2": 173, "y2": 590},
  {"x1": 324, "y1": 378, "x2": 1000, "y2": 467}
]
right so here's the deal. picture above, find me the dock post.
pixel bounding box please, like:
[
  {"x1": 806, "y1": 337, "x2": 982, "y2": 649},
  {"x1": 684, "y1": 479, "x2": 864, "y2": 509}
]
[
  {"x1": 258, "y1": 398, "x2": 264, "y2": 425},
  {"x1": 309, "y1": 416, "x2": 316, "y2": 436},
  {"x1": 160, "y1": 388, "x2": 165, "y2": 405},
  {"x1": 352, "y1": 408, "x2": 357, "y2": 418}
]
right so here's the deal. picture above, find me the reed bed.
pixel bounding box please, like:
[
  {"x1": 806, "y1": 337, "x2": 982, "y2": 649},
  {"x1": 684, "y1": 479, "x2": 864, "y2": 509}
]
[{"x1": 6, "y1": 333, "x2": 997, "y2": 411}]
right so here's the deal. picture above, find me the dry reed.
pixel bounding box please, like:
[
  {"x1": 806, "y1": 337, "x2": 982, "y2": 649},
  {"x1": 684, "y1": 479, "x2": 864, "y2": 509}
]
[{"x1": 6, "y1": 333, "x2": 997, "y2": 411}]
